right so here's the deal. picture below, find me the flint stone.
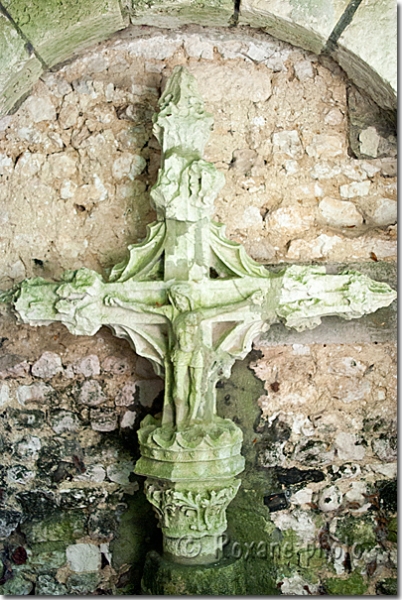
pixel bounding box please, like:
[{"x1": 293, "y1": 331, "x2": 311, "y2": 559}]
[
  {"x1": 335, "y1": 432, "x2": 365, "y2": 461},
  {"x1": 363, "y1": 197, "x2": 397, "y2": 226},
  {"x1": 66, "y1": 543, "x2": 101, "y2": 572},
  {"x1": 102, "y1": 355, "x2": 130, "y2": 374},
  {"x1": 0, "y1": 509, "x2": 22, "y2": 538},
  {"x1": 306, "y1": 134, "x2": 345, "y2": 159},
  {"x1": 359, "y1": 126, "x2": 381, "y2": 157},
  {"x1": 0, "y1": 354, "x2": 29, "y2": 378},
  {"x1": 380, "y1": 158, "x2": 397, "y2": 177},
  {"x1": 71, "y1": 355, "x2": 100, "y2": 377},
  {"x1": 120, "y1": 410, "x2": 136, "y2": 429},
  {"x1": 15, "y1": 435, "x2": 41, "y2": 458},
  {"x1": 9, "y1": 408, "x2": 45, "y2": 428},
  {"x1": 47, "y1": 152, "x2": 77, "y2": 179},
  {"x1": 112, "y1": 153, "x2": 146, "y2": 181},
  {"x1": 242, "y1": 206, "x2": 263, "y2": 227},
  {"x1": 319, "y1": 197, "x2": 363, "y2": 227},
  {"x1": 59, "y1": 487, "x2": 107, "y2": 510},
  {"x1": 32, "y1": 351, "x2": 63, "y2": 378},
  {"x1": 115, "y1": 381, "x2": 137, "y2": 406},
  {"x1": 230, "y1": 148, "x2": 258, "y2": 173},
  {"x1": 106, "y1": 461, "x2": 134, "y2": 485},
  {"x1": 270, "y1": 509, "x2": 316, "y2": 543},
  {"x1": 318, "y1": 485, "x2": 342, "y2": 512},
  {"x1": 324, "y1": 108, "x2": 344, "y2": 126},
  {"x1": 75, "y1": 464, "x2": 106, "y2": 483},
  {"x1": 67, "y1": 572, "x2": 100, "y2": 594},
  {"x1": 1, "y1": 571, "x2": 33, "y2": 595},
  {"x1": 58, "y1": 102, "x2": 80, "y2": 129},
  {"x1": 7, "y1": 465, "x2": 35, "y2": 485},
  {"x1": 36, "y1": 575, "x2": 68, "y2": 596},
  {"x1": 90, "y1": 407, "x2": 118, "y2": 432},
  {"x1": 79, "y1": 380, "x2": 106, "y2": 406},
  {"x1": 372, "y1": 437, "x2": 397, "y2": 462},
  {"x1": 30, "y1": 542, "x2": 66, "y2": 568},
  {"x1": 17, "y1": 382, "x2": 54, "y2": 405},
  {"x1": 51, "y1": 410, "x2": 81, "y2": 434},
  {"x1": 128, "y1": 35, "x2": 181, "y2": 61},
  {"x1": 184, "y1": 37, "x2": 214, "y2": 60},
  {"x1": 0, "y1": 382, "x2": 9, "y2": 407},
  {"x1": 284, "y1": 159, "x2": 299, "y2": 175},
  {"x1": 0, "y1": 152, "x2": 13, "y2": 174}
]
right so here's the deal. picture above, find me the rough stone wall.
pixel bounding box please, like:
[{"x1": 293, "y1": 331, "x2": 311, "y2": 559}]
[{"x1": 0, "y1": 26, "x2": 397, "y2": 595}]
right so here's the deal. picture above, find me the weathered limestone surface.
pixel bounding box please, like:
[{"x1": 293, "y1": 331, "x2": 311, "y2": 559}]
[
  {"x1": 0, "y1": 27, "x2": 397, "y2": 292},
  {"x1": 0, "y1": 0, "x2": 397, "y2": 115},
  {"x1": 0, "y1": 12, "x2": 43, "y2": 115},
  {"x1": 239, "y1": 0, "x2": 350, "y2": 54},
  {"x1": 1, "y1": 0, "x2": 125, "y2": 69},
  {"x1": 334, "y1": 0, "x2": 397, "y2": 110},
  {"x1": 129, "y1": 0, "x2": 235, "y2": 27}
]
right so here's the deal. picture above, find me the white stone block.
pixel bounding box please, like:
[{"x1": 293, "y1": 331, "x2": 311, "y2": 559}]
[
  {"x1": 319, "y1": 197, "x2": 363, "y2": 227},
  {"x1": 32, "y1": 352, "x2": 62, "y2": 379},
  {"x1": 339, "y1": 180, "x2": 371, "y2": 199},
  {"x1": 66, "y1": 543, "x2": 101, "y2": 573}
]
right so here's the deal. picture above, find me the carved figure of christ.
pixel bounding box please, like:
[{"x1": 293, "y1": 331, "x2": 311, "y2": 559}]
[{"x1": 105, "y1": 282, "x2": 270, "y2": 429}]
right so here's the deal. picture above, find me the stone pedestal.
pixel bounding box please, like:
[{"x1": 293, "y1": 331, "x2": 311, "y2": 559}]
[
  {"x1": 135, "y1": 415, "x2": 244, "y2": 564},
  {"x1": 141, "y1": 551, "x2": 246, "y2": 595}
]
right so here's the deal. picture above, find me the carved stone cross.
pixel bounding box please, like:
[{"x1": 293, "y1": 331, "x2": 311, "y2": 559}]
[{"x1": 1, "y1": 67, "x2": 396, "y2": 565}]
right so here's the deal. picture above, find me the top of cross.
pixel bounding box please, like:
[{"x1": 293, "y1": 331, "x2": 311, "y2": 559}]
[{"x1": 150, "y1": 67, "x2": 225, "y2": 229}]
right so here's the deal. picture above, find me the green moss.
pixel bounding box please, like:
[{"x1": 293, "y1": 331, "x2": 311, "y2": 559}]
[
  {"x1": 0, "y1": 569, "x2": 33, "y2": 595},
  {"x1": 376, "y1": 578, "x2": 398, "y2": 595},
  {"x1": 387, "y1": 516, "x2": 397, "y2": 543},
  {"x1": 142, "y1": 551, "x2": 246, "y2": 595},
  {"x1": 67, "y1": 572, "x2": 101, "y2": 594},
  {"x1": 272, "y1": 529, "x2": 326, "y2": 583},
  {"x1": 336, "y1": 514, "x2": 377, "y2": 551},
  {"x1": 29, "y1": 541, "x2": 67, "y2": 568},
  {"x1": 324, "y1": 571, "x2": 367, "y2": 595},
  {"x1": 110, "y1": 490, "x2": 159, "y2": 571},
  {"x1": 24, "y1": 511, "x2": 86, "y2": 544},
  {"x1": 217, "y1": 358, "x2": 278, "y2": 595},
  {"x1": 216, "y1": 356, "x2": 267, "y2": 466},
  {"x1": 377, "y1": 479, "x2": 397, "y2": 513}
]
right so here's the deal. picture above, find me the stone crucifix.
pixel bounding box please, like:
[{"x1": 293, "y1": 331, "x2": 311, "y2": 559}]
[{"x1": 1, "y1": 67, "x2": 396, "y2": 565}]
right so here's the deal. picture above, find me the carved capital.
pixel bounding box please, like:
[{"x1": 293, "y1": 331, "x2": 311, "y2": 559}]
[{"x1": 144, "y1": 478, "x2": 241, "y2": 564}]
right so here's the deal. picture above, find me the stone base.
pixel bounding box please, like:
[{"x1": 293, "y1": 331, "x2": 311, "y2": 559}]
[{"x1": 141, "y1": 550, "x2": 246, "y2": 595}]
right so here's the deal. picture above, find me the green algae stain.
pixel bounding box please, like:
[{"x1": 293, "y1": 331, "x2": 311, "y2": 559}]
[
  {"x1": 217, "y1": 357, "x2": 278, "y2": 595},
  {"x1": 336, "y1": 515, "x2": 377, "y2": 551},
  {"x1": 324, "y1": 571, "x2": 367, "y2": 595}
]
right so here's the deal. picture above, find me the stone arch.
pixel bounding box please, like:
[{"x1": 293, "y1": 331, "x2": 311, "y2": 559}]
[{"x1": 0, "y1": 0, "x2": 396, "y2": 116}]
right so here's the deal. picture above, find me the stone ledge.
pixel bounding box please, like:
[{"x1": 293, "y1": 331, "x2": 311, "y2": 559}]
[{"x1": 129, "y1": 0, "x2": 235, "y2": 28}]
